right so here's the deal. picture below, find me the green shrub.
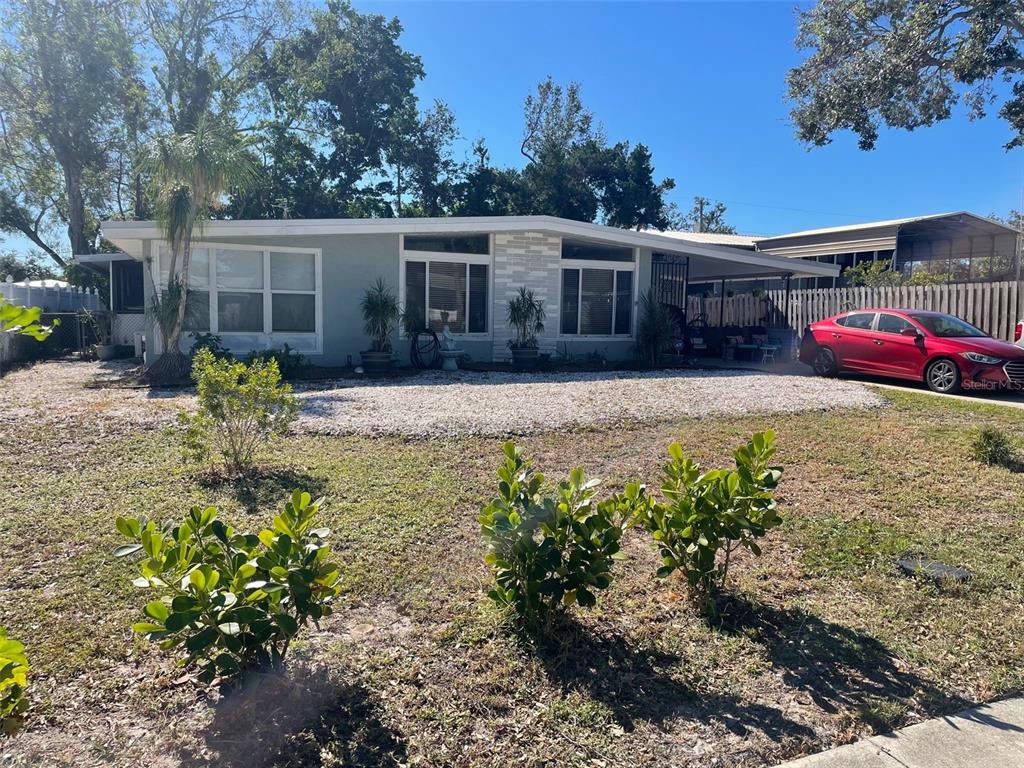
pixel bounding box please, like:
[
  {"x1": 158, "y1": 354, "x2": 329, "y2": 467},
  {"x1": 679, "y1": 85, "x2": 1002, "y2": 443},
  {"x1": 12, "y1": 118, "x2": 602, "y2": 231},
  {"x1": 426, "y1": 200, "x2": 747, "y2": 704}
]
[
  {"x1": 189, "y1": 332, "x2": 233, "y2": 361},
  {"x1": 479, "y1": 442, "x2": 628, "y2": 632},
  {"x1": 179, "y1": 348, "x2": 300, "y2": 472},
  {"x1": 630, "y1": 430, "x2": 783, "y2": 614},
  {"x1": 248, "y1": 344, "x2": 306, "y2": 377},
  {"x1": 636, "y1": 290, "x2": 679, "y2": 366},
  {"x1": 114, "y1": 491, "x2": 341, "y2": 683},
  {"x1": 0, "y1": 627, "x2": 29, "y2": 731},
  {"x1": 972, "y1": 427, "x2": 1016, "y2": 467}
]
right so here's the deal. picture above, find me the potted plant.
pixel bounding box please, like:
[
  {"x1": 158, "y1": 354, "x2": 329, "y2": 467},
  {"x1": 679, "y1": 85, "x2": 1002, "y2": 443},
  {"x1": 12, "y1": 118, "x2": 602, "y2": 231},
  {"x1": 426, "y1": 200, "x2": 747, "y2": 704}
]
[
  {"x1": 506, "y1": 287, "x2": 545, "y2": 369},
  {"x1": 360, "y1": 278, "x2": 400, "y2": 373},
  {"x1": 86, "y1": 310, "x2": 118, "y2": 361}
]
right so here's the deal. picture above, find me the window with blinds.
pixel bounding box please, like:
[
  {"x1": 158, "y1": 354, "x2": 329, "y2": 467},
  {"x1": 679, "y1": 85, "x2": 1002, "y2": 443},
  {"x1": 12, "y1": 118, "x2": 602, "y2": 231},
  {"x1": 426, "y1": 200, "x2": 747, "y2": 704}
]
[
  {"x1": 581, "y1": 268, "x2": 614, "y2": 335},
  {"x1": 560, "y1": 268, "x2": 633, "y2": 336},
  {"x1": 428, "y1": 261, "x2": 467, "y2": 333},
  {"x1": 404, "y1": 260, "x2": 489, "y2": 334}
]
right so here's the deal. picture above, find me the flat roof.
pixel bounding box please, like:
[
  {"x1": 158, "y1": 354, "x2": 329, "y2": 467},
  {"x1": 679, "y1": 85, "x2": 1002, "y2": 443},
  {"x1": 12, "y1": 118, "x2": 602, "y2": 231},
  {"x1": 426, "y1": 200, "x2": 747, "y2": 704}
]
[
  {"x1": 645, "y1": 230, "x2": 761, "y2": 248},
  {"x1": 99, "y1": 215, "x2": 838, "y2": 279},
  {"x1": 758, "y1": 211, "x2": 1015, "y2": 241},
  {"x1": 755, "y1": 211, "x2": 1017, "y2": 259}
]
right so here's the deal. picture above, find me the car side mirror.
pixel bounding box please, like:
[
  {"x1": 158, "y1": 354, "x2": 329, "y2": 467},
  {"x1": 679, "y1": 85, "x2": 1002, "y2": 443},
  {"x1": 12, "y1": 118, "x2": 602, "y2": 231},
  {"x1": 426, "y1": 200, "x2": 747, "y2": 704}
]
[{"x1": 900, "y1": 327, "x2": 922, "y2": 339}]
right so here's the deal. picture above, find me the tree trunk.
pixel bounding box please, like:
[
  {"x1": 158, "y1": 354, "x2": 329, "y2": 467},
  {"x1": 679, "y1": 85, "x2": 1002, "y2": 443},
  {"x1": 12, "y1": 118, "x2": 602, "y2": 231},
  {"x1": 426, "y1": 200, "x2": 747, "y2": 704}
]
[
  {"x1": 64, "y1": 165, "x2": 90, "y2": 256},
  {"x1": 146, "y1": 213, "x2": 197, "y2": 384}
]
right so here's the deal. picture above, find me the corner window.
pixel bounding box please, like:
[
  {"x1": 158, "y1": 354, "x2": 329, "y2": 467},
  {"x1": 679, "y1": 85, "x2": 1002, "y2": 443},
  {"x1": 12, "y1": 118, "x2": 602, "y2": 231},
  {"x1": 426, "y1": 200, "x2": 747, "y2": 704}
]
[
  {"x1": 560, "y1": 267, "x2": 633, "y2": 336},
  {"x1": 404, "y1": 260, "x2": 488, "y2": 334}
]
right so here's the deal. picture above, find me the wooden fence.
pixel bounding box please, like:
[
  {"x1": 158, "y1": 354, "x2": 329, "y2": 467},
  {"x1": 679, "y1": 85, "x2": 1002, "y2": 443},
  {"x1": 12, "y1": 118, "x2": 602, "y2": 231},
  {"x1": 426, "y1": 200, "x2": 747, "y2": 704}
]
[{"x1": 688, "y1": 281, "x2": 1022, "y2": 342}]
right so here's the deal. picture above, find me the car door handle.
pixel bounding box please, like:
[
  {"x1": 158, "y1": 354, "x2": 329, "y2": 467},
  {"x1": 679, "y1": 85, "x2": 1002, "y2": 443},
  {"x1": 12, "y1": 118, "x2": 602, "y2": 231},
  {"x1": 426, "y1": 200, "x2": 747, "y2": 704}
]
[
  {"x1": 872, "y1": 339, "x2": 883, "y2": 345},
  {"x1": 831, "y1": 333, "x2": 842, "y2": 338}
]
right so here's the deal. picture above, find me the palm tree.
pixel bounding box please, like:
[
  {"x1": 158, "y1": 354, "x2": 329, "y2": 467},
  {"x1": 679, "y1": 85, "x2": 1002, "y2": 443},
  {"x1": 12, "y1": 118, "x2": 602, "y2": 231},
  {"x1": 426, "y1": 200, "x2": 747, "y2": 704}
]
[{"x1": 142, "y1": 115, "x2": 258, "y2": 382}]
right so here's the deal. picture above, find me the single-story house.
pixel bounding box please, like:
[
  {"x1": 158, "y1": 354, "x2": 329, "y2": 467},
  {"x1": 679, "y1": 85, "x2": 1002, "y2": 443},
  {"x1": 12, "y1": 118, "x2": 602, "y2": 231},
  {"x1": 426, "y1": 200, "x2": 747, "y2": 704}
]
[{"x1": 78, "y1": 215, "x2": 837, "y2": 365}]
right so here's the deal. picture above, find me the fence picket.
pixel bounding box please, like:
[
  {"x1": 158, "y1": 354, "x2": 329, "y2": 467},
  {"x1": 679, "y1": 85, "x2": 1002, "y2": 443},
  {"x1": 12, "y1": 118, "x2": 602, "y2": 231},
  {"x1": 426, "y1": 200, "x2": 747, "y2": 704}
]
[{"x1": 675, "y1": 281, "x2": 1022, "y2": 342}]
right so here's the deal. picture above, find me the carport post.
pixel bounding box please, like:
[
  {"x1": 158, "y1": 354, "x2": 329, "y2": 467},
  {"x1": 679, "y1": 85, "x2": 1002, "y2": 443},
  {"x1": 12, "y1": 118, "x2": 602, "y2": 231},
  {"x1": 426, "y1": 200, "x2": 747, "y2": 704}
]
[
  {"x1": 783, "y1": 274, "x2": 792, "y2": 329},
  {"x1": 719, "y1": 278, "x2": 726, "y2": 327}
]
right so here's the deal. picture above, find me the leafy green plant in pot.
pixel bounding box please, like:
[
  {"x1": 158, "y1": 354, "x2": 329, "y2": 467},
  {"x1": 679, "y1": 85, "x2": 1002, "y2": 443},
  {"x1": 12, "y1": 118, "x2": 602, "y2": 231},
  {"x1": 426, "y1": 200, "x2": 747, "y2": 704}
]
[
  {"x1": 506, "y1": 287, "x2": 545, "y2": 370},
  {"x1": 84, "y1": 309, "x2": 118, "y2": 361},
  {"x1": 360, "y1": 278, "x2": 400, "y2": 373}
]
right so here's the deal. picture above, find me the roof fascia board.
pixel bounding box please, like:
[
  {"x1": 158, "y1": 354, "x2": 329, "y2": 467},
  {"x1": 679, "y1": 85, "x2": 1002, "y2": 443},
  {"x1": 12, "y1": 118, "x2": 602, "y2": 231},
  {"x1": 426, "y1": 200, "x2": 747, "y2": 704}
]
[{"x1": 101, "y1": 215, "x2": 839, "y2": 278}]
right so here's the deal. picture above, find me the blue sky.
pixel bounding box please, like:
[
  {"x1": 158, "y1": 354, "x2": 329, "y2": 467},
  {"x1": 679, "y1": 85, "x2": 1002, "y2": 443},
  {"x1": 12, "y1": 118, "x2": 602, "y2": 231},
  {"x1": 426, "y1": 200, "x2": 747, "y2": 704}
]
[{"x1": 361, "y1": 0, "x2": 1023, "y2": 235}]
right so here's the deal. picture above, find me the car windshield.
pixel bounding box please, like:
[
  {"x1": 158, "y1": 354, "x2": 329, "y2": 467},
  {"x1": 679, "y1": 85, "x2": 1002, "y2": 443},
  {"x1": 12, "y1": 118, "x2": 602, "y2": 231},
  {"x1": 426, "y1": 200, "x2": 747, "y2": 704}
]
[{"x1": 908, "y1": 313, "x2": 987, "y2": 338}]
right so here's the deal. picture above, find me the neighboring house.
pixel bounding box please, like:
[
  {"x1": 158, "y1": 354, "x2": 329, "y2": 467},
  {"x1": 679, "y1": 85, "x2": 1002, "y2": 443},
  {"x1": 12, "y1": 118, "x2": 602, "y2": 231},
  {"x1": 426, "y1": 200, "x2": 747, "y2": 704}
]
[
  {"x1": 80, "y1": 215, "x2": 836, "y2": 365},
  {"x1": 671, "y1": 211, "x2": 1020, "y2": 294}
]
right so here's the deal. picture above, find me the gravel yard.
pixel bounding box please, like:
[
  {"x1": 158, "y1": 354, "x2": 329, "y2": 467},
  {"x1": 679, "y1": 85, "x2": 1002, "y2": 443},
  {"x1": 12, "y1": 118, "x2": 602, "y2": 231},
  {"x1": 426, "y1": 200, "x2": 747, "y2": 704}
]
[{"x1": 0, "y1": 360, "x2": 883, "y2": 437}]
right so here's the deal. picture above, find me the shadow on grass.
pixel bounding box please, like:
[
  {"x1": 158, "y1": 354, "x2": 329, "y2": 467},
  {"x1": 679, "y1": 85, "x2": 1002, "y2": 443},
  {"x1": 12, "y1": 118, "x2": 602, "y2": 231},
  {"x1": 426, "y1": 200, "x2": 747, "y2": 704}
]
[
  {"x1": 197, "y1": 465, "x2": 331, "y2": 513},
  {"x1": 181, "y1": 666, "x2": 406, "y2": 768},
  {"x1": 534, "y1": 615, "x2": 816, "y2": 741},
  {"x1": 716, "y1": 595, "x2": 969, "y2": 726}
]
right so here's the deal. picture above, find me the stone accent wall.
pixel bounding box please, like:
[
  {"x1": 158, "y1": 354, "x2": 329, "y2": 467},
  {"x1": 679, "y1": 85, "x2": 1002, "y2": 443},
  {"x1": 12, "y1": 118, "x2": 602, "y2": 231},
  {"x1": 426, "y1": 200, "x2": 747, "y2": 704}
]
[{"x1": 492, "y1": 232, "x2": 561, "y2": 360}]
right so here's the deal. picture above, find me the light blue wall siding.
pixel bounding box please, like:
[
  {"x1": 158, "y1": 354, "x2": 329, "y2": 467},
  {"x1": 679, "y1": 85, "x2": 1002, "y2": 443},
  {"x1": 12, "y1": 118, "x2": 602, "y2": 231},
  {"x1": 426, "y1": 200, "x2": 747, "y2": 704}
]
[
  {"x1": 142, "y1": 233, "x2": 401, "y2": 366},
  {"x1": 140, "y1": 232, "x2": 653, "y2": 366}
]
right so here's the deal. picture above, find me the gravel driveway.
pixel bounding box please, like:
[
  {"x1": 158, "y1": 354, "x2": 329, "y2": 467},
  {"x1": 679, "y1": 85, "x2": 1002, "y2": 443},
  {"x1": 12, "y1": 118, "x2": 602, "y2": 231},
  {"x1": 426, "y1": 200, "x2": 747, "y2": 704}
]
[
  {"x1": 0, "y1": 360, "x2": 882, "y2": 438},
  {"x1": 293, "y1": 368, "x2": 883, "y2": 437}
]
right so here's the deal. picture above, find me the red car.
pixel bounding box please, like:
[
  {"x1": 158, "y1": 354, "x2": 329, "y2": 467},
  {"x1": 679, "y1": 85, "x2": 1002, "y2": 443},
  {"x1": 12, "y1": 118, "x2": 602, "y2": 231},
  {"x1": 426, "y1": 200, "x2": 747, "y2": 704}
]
[{"x1": 799, "y1": 308, "x2": 1024, "y2": 394}]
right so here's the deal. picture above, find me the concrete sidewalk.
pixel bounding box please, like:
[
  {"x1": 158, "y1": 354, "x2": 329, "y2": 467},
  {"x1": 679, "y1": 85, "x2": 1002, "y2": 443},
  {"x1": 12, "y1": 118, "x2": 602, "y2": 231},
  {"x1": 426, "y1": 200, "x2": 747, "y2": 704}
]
[{"x1": 776, "y1": 697, "x2": 1024, "y2": 767}]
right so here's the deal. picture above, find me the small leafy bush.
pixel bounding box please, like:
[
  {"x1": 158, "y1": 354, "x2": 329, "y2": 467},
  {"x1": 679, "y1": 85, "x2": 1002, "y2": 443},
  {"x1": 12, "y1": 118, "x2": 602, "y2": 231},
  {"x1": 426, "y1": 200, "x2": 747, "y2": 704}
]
[
  {"x1": 479, "y1": 442, "x2": 627, "y2": 632},
  {"x1": 972, "y1": 427, "x2": 1016, "y2": 468},
  {"x1": 0, "y1": 628, "x2": 29, "y2": 731},
  {"x1": 631, "y1": 430, "x2": 783, "y2": 614},
  {"x1": 249, "y1": 344, "x2": 306, "y2": 377},
  {"x1": 189, "y1": 332, "x2": 233, "y2": 360},
  {"x1": 114, "y1": 491, "x2": 341, "y2": 683},
  {"x1": 179, "y1": 348, "x2": 300, "y2": 472}
]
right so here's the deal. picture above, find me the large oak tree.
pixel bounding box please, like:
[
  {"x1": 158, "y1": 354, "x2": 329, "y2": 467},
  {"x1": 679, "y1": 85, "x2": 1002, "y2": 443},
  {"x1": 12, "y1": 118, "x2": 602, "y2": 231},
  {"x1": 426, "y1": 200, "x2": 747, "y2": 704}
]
[{"x1": 788, "y1": 0, "x2": 1024, "y2": 150}]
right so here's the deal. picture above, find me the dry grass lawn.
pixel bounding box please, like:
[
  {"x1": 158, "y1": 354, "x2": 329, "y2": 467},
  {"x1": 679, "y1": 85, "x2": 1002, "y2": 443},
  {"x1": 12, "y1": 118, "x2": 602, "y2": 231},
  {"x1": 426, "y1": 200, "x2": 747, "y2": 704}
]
[{"x1": 2, "y1": 361, "x2": 1023, "y2": 767}]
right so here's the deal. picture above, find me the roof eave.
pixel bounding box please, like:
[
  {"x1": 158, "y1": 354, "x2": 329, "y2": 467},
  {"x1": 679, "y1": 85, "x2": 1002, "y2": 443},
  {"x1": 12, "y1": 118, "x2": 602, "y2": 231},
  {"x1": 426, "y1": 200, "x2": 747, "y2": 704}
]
[{"x1": 100, "y1": 215, "x2": 839, "y2": 278}]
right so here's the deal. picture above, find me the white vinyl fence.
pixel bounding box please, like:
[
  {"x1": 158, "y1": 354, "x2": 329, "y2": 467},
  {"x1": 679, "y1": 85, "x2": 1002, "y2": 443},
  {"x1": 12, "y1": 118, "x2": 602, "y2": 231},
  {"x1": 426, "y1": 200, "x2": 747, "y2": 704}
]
[
  {"x1": 1, "y1": 278, "x2": 104, "y2": 373},
  {"x1": 1, "y1": 277, "x2": 101, "y2": 313},
  {"x1": 690, "y1": 281, "x2": 1022, "y2": 342}
]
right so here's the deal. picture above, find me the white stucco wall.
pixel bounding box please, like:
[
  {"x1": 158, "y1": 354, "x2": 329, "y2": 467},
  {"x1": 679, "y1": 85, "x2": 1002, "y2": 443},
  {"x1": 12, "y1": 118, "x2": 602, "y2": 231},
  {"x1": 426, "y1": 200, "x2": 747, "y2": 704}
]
[{"x1": 491, "y1": 232, "x2": 562, "y2": 360}]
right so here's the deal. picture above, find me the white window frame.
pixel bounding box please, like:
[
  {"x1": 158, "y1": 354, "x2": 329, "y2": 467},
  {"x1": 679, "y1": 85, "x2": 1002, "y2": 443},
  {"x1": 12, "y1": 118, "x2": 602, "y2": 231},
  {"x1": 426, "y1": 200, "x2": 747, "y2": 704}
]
[
  {"x1": 399, "y1": 233, "x2": 493, "y2": 338},
  {"x1": 557, "y1": 251, "x2": 638, "y2": 340},
  {"x1": 152, "y1": 241, "x2": 323, "y2": 354}
]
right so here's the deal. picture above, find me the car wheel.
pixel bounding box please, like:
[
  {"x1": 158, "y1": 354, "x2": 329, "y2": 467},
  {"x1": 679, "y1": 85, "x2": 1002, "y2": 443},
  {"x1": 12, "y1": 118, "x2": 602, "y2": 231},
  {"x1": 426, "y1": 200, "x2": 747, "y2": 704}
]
[
  {"x1": 812, "y1": 346, "x2": 838, "y2": 377},
  {"x1": 925, "y1": 358, "x2": 961, "y2": 394}
]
